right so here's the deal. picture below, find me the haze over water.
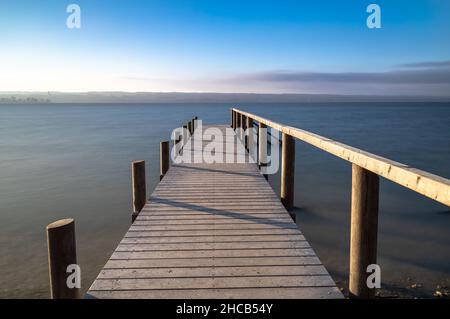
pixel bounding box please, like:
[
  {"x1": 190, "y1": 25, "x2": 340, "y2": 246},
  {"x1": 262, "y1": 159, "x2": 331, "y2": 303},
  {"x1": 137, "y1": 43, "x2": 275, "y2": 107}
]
[{"x1": 0, "y1": 103, "x2": 449, "y2": 298}]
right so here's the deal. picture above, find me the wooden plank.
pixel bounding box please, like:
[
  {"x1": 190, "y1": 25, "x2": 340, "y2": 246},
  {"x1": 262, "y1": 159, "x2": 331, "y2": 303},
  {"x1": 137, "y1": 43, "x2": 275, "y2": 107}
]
[
  {"x1": 116, "y1": 241, "x2": 310, "y2": 251},
  {"x1": 87, "y1": 287, "x2": 342, "y2": 299},
  {"x1": 137, "y1": 211, "x2": 291, "y2": 216},
  {"x1": 120, "y1": 234, "x2": 306, "y2": 244},
  {"x1": 135, "y1": 214, "x2": 292, "y2": 220},
  {"x1": 124, "y1": 229, "x2": 302, "y2": 237},
  {"x1": 103, "y1": 256, "x2": 323, "y2": 269},
  {"x1": 98, "y1": 265, "x2": 327, "y2": 278},
  {"x1": 89, "y1": 275, "x2": 336, "y2": 290},
  {"x1": 128, "y1": 223, "x2": 298, "y2": 231},
  {"x1": 110, "y1": 248, "x2": 316, "y2": 259},
  {"x1": 132, "y1": 217, "x2": 293, "y2": 225}
]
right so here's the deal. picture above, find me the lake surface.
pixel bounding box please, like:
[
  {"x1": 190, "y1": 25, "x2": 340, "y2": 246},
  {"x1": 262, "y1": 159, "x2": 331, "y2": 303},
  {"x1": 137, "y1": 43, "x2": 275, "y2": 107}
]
[{"x1": 0, "y1": 103, "x2": 449, "y2": 298}]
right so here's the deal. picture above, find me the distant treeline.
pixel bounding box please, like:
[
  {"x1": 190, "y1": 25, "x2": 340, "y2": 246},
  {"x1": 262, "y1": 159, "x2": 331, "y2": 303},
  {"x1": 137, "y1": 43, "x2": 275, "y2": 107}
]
[{"x1": 0, "y1": 96, "x2": 51, "y2": 104}]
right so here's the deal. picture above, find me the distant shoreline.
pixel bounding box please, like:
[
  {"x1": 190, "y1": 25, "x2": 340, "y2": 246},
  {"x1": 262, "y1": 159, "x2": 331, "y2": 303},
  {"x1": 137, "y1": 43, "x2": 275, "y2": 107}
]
[{"x1": 1, "y1": 92, "x2": 450, "y2": 104}]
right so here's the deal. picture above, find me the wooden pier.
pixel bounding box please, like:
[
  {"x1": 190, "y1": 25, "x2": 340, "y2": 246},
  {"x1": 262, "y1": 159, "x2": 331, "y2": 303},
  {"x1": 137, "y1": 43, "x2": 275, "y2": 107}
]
[
  {"x1": 86, "y1": 123, "x2": 342, "y2": 298},
  {"x1": 47, "y1": 108, "x2": 450, "y2": 299}
]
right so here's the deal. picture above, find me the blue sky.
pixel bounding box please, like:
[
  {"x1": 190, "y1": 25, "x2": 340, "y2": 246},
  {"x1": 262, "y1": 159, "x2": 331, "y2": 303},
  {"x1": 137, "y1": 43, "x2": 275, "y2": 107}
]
[{"x1": 1, "y1": 0, "x2": 450, "y2": 95}]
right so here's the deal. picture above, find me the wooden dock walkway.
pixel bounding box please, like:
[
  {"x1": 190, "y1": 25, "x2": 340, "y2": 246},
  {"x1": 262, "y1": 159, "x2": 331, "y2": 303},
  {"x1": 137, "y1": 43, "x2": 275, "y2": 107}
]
[
  {"x1": 86, "y1": 124, "x2": 343, "y2": 299},
  {"x1": 45, "y1": 109, "x2": 449, "y2": 299}
]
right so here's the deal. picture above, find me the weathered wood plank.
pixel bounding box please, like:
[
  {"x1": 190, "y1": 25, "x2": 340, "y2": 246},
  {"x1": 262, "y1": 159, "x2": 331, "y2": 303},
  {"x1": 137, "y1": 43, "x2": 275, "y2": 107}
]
[
  {"x1": 103, "y1": 256, "x2": 323, "y2": 269},
  {"x1": 116, "y1": 241, "x2": 310, "y2": 251},
  {"x1": 90, "y1": 275, "x2": 336, "y2": 290},
  {"x1": 98, "y1": 265, "x2": 327, "y2": 278},
  {"x1": 124, "y1": 229, "x2": 302, "y2": 237},
  {"x1": 120, "y1": 234, "x2": 306, "y2": 244},
  {"x1": 132, "y1": 217, "x2": 293, "y2": 225},
  {"x1": 128, "y1": 223, "x2": 298, "y2": 231},
  {"x1": 110, "y1": 248, "x2": 316, "y2": 259}
]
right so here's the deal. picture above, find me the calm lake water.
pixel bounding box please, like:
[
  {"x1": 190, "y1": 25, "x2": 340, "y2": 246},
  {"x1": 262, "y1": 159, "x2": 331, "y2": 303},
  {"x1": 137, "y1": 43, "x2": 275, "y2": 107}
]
[{"x1": 0, "y1": 103, "x2": 449, "y2": 298}]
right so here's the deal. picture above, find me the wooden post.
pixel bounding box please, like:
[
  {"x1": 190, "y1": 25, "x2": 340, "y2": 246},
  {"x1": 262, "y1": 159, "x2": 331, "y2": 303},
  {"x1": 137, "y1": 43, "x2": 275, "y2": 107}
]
[
  {"x1": 231, "y1": 109, "x2": 234, "y2": 128},
  {"x1": 188, "y1": 121, "x2": 192, "y2": 135},
  {"x1": 46, "y1": 219, "x2": 79, "y2": 299},
  {"x1": 193, "y1": 117, "x2": 198, "y2": 132},
  {"x1": 241, "y1": 114, "x2": 246, "y2": 143},
  {"x1": 239, "y1": 113, "x2": 243, "y2": 140},
  {"x1": 132, "y1": 160, "x2": 146, "y2": 222},
  {"x1": 174, "y1": 132, "x2": 181, "y2": 157},
  {"x1": 281, "y1": 133, "x2": 295, "y2": 210},
  {"x1": 182, "y1": 124, "x2": 188, "y2": 142},
  {"x1": 246, "y1": 117, "x2": 253, "y2": 151},
  {"x1": 349, "y1": 164, "x2": 379, "y2": 299},
  {"x1": 258, "y1": 122, "x2": 268, "y2": 180},
  {"x1": 160, "y1": 141, "x2": 169, "y2": 180},
  {"x1": 233, "y1": 111, "x2": 236, "y2": 130}
]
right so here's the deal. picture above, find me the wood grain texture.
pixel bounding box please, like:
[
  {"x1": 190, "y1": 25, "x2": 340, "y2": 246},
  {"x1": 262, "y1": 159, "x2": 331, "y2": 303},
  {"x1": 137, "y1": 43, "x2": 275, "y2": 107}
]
[
  {"x1": 349, "y1": 164, "x2": 379, "y2": 298},
  {"x1": 47, "y1": 219, "x2": 79, "y2": 299}
]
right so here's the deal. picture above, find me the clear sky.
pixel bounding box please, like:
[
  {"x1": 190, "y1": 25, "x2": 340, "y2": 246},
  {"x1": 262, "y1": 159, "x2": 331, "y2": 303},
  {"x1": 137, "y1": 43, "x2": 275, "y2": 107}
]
[{"x1": 1, "y1": 0, "x2": 450, "y2": 95}]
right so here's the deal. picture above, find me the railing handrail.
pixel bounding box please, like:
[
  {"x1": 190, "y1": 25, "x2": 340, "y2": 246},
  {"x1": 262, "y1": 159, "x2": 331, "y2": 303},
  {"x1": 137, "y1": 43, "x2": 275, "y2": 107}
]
[{"x1": 232, "y1": 107, "x2": 450, "y2": 207}]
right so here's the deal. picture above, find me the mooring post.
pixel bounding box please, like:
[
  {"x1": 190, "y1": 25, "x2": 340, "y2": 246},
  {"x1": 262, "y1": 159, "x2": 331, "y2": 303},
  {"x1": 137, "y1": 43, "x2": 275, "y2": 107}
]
[
  {"x1": 349, "y1": 164, "x2": 379, "y2": 299},
  {"x1": 231, "y1": 109, "x2": 234, "y2": 128},
  {"x1": 187, "y1": 121, "x2": 192, "y2": 135},
  {"x1": 281, "y1": 133, "x2": 295, "y2": 210},
  {"x1": 241, "y1": 114, "x2": 246, "y2": 143},
  {"x1": 46, "y1": 218, "x2": 79, "y2": 299},
  {"x1": 236, "y1": 112, "x2": 241, "y2": 131},
  {"x1": 182, "y1": 124, "x2": 188, "y2": 143},
  {"x1": 246, "y1": 117, "x2": 253, "y2": 151},
  {"x1": 160, "y1": 141, "x2": 169, "y2": 180},
  {"x1": 174, "y1": 131, "x2": 181, "y2": 157},
  {"x1": 131, "y1": 160, "x2": 146, "y2": 222},
  {"x1": 239, "y1": 113, "x2": 243, "y2": 140},
  {"x1": 258, "y1": 122, "x2": 268, "y2": 180}
]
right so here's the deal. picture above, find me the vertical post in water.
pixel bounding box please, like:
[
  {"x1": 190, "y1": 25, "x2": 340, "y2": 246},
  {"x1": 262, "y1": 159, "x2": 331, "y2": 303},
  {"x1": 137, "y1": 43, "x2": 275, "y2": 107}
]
[
  {"x1": 237, "y1": 113, "x2": 240, "y2": 136},
  {"x1": 193, "y1": 117, "x2": 198, "y2": 132},
  {"x1": 236, "y1": 112, "x2": 241, "y2": 130},
  {"x1": 46, "y1": 218, "x2": 79, "y2": 299},
  {"x1": 349, "y1": 164, "x2": 379, "y2": 299},
  {"x1": 174, "y1": 131, "x2": 181, "y2": 157},
  {"x1": 246, "y1": 117, "x2": 253, "y2": 151},
  {"x1": 188, "y1": 121, "x2": 192, "y2": 135},
  {"x1": 281, "y1": 133, "x2": 295, "y2": 210},
  {"x1": 160, "y1": 141, "x2": 169, "y2": 180},
  {"x1": 241, "y1": 114, "x2": 246, "y2": 143},
  {"x1": 182, "y1": 124, "x2": 188, "y2": 144},
  {"x1": 132, "y1": 160, "x2": 146, "y2": 222},
  {"x1": 231, "y1": 109, "x2": 234, "y2": 128},
  {"x1": 258, "y1": 122, "x2": 268, "y2": 180}
]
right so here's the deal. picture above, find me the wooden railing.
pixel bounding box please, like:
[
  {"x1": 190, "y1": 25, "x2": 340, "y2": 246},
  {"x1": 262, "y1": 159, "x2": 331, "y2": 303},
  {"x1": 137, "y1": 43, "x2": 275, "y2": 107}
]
[{"x1": 231, "y1": 107, "x2": 450, "y2": 299}]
